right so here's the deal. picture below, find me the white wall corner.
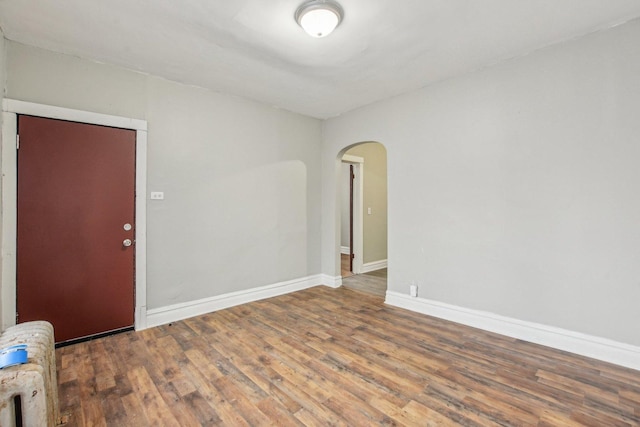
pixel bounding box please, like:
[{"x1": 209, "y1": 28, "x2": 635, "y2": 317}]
[
  {"x1": 340, "y1": 246, "x2": 350, "y2": 255},
  {"x1": 146, "y1": 275, "x2": 330, "y2": 329},
  {"x1": 385, "y1": 291, "x2": 640, "y2": 372},
  {"x1": 320, "y1": 274, "x2": 342, "y2": 289},
  {"x1": 135, "y1": 306, "x2": 148, "y2": 331},
  {"x1": 361, "y1": 259, "x2": 387, "y2": 273},
  {"x1": 1, "y1": 112, "x2": 18, "y2": 330}
]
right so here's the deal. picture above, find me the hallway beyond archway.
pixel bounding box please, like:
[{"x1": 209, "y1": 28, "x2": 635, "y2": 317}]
[{"x1": 338, "y1": 141, "x2": 387, "y2": 296}]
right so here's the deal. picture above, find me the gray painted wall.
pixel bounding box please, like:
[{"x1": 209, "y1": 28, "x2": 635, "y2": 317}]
[
  {"x1": 0, "y1": 32, "x2": 5, "y2": 325},
  {"x1": 322, "y1": 19, "x2": 640, "y2": 346},
  {"x1": 0, "y1": 34, "x2": 5, "y2": 98},
  {"x1": 5, "y1": 41, "x2": 323, "y2": 310},
  {"x1": 3, "y1": 18, "x2": 640, "y2": 350}
]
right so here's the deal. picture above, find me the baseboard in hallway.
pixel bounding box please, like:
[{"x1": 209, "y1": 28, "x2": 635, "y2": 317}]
[{"x1": 361, "y1": 259, "x2": 387, "y2": 273}]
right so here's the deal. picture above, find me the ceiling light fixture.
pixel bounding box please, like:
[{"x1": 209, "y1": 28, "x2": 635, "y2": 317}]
[{"x1": 295, "y1": 0, "x2": 344, "y2": 38}]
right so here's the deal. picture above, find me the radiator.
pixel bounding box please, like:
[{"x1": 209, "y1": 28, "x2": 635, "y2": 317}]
[{"x1": 0, "y1": 321, "x2": 59, "y2": 427}]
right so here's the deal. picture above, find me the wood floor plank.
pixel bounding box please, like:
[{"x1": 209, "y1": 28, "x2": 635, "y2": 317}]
[
  {"x1": 155, "y1": 381, "x2": 206, "y2": 426},
  {"x1": 120, "y1": 391, "x2": 151, "y2": 427},
  {"x1": 255, "y1": 398, "x2": 303, "y2": 427},
  {"x1": 179, "y1": 351, "x2": 251, "y2": 426},
  {"x1": 57, "y1": 286, "x2": 640, "y2": 426},
  {"x1": 179, "y1": 390, "x2": 222, "y2": 425},
  {"x1": 126, "y1": 366, "x2": 182, "y2": 427},
  {"x1": 212, "y1": 375, "x2": 273, "y2": 426},
  {"x1": 75, "y1": 343, "x2": 107, "y2": 427},
  {"x1": 100, "y1": 391, "x2": 128, "y2": 426}
]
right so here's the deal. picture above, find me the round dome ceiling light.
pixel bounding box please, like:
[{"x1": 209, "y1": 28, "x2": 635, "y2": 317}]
[{"x1": 295, "y1": 0, "x2": 344, "y2": 38}]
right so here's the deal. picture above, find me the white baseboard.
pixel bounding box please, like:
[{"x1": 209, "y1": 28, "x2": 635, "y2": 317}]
[
  {"x1": 361, "y1": 259, "x2": 387, "y2": 273},
  {"x1": 385, "y1": 291, "x2": 640, "y2": 372},
  {"x1": 321, "y1": 274, "x2": 342, "y2": 288},
  {"x1": 340, "y1": 246, "x2": 350, "y2": 255},
  {"x1": 147, "y1": 275, "x2": 327, "y2": 328}
]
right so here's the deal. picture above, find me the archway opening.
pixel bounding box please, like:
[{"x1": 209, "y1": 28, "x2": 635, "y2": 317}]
[{"x1": 337, "y1": 142, "x2": 387, "y2": 296}]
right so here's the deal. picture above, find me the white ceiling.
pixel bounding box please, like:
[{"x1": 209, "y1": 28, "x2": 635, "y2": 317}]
[{"x1": 1, "y1": 0, "x2": 640, "y2": 119}]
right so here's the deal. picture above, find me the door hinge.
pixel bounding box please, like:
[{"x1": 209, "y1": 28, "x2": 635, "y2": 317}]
[
  {"x1": 351, "y1": 253, "x2": 355, "y2": 259},
  {"x1": 16, "y1": 134, "x2": 20, "y2": 150},
  {"x1": 15, "y1": 312, "x2": 19, "y2": 323}
]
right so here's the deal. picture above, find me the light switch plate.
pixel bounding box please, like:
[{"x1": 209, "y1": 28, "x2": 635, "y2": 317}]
[{"x1": 150, "y1": 191, "x2": 164, "y2": 200}]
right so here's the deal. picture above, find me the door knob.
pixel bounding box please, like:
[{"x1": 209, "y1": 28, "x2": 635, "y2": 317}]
[{"x1": 123, "y1": 239, "x2": 132, "y2": 247}]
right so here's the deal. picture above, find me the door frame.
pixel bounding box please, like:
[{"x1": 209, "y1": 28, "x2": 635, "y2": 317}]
[
  {"x1": 1, "y1": 99, "x2": 148, "y2": 331},
  {"x1": 342, "y1": 154, "x2": 363, "y2": 274}
]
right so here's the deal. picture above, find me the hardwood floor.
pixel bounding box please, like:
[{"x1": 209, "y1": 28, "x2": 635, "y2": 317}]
[
  {"x1": 341, "y1": 254, "x2": 353, "y2": 278},
  {"x1": 342, "y1": 268, "x2": 387, "y2": 296},
  {"x1": 341, "y1": 252, "x2": 388, "y2": 296},
  {"x1": 56, "y1": 286, "x2": 640, "y2": 426}
]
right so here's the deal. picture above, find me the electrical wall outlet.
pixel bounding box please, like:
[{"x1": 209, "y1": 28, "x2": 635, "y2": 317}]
[{"x1": 410, "y1": 284, "x2": 418, "y2": 297}]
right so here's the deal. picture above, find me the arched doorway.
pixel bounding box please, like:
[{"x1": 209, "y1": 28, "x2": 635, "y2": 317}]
[{"x1": 338, "y1": 142, "x2": 387, "y2": 296}]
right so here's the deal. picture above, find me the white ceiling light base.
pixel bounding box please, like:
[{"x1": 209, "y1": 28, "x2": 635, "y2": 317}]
[{"x1": 295, "y1": 0, "x2": 344, "y2": 38}]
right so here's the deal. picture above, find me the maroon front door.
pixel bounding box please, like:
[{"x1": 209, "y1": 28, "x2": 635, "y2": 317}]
[{"x1": 17, "y1": 115, "x2": 136, "y2": 343}]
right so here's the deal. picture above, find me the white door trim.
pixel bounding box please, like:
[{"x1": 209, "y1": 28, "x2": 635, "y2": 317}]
[
  {"x1": 1, "y1": 99, "x2": 148, "y2": 331},
  {"x1": 341, "y1": 155, "x2": 364, "y2": 275}
]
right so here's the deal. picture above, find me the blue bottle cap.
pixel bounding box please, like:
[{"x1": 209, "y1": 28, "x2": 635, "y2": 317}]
[{"x1": 0, "y1": 344, "x2": 28, "y2": 368}]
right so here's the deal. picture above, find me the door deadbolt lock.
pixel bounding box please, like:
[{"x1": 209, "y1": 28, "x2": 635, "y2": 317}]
[
  {"x1": 122, "y1": 239, "x2": 132, "y2": 247},
  {"x1": 123, "y1": 223, "x2": 132, "y2": 231}
]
